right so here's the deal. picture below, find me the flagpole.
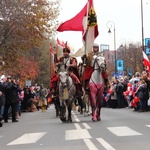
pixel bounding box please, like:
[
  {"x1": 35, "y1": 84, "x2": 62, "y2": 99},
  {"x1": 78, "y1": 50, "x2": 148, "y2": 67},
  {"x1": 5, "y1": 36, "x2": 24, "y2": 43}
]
[
  {"x1": 84, "y1": 0, "x2": 89, "y2": 61},
  {"x1": 83, "y1": 0, "x2": 90, "y2": 114}
]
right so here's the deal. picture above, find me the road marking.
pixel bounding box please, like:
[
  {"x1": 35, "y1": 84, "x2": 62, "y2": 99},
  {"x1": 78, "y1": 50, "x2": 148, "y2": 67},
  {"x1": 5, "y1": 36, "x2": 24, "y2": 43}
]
[
  {"x1": 97, "y1": 138, "x2": 116, "y2": 150},
  {"x1": 65, "y1": 129, "x2": 92, "y2": 140},
  {"x1": 73, "y1": 114, "x2": 80, "y2": 122},
  {"x1": 7, "y1": 132, "x2": 46, "y2": 145},
  {"x1": 82, "y1": 123, "x2": 91, "y2": 129},
  {"x1": 74, "y1": 123, "x2": 82, "y2": 130},
  {"x1": 145, "y1": 125, "x2": 150, "y2": 127},
  {"x1": 107, "y1": 126, "x2": 142, "y2": 136},
  {"x1": 83, "y1": 139, "x2": 98, "y2": 150}
]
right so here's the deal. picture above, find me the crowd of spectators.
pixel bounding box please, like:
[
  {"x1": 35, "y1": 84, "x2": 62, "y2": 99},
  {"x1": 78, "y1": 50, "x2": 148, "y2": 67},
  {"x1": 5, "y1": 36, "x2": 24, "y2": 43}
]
[
  {"x1": 103, "y1": 71, "x2": 150, "y2": 112},
  {"x1": 0, "y1": 75, "x2": 51, "y2": 127}
]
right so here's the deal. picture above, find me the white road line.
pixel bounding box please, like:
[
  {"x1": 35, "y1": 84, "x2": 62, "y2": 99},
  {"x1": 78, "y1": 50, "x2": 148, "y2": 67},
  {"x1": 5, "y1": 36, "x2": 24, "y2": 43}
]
[
  {"x1": 74, "y1": 123, "x2": 82, "y2": 130},
  {"x1": 107, "y1": 126, "x2": 142, "y2": 136},
  {"x1": 97, "y1": 138, "x2": 116, "y2": 150},
  {"x1": 83, "y1": 139, "x2": 98, "y2": 150},
  {"x1": 145, "y1": 125, "x2": 150, "y2": 127},
  {"x1": 73, "y1": 114, "x2": 80, "y2": 122},
  {"x1": 65, "y1": 129, "x2": 92, "y2": 140},
  {"x1": 82, "y1": 123, "x2": 91, "y2": 129},
  {"x1": 7, "y1": 132, "x2": 46, "y2": 145}
]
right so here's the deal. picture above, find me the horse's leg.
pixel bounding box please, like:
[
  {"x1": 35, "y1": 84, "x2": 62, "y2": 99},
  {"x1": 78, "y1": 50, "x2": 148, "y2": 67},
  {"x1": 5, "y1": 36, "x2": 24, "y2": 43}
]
[
  {"x1": 96, "y1": 102, "x2": 101, "y2": 121},
  {"x1": 53, "y1": 97, "x2": 60, "y2": 117},
  {"x1": 66, "y1": 99, "x2": 72, "y2": 123},
  {"x1": 59, "y1": 101, "x2": 66, "y2": 122},
  {"x1": 89, "y1": 84, "x2": 97, "y2": 121},
  {"x1": 96, "y1": 85, "x2": 104, "y2": 121}
]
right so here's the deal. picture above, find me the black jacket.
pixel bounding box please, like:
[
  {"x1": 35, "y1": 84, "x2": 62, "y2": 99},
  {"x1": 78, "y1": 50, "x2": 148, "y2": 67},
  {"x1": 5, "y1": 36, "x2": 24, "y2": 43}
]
[
  {"x1": 135, "y1": 84, "x2": 148, "y2": 100},
  {"x1": 5, "y1": 82, "x2": 19, "y2": 104}
]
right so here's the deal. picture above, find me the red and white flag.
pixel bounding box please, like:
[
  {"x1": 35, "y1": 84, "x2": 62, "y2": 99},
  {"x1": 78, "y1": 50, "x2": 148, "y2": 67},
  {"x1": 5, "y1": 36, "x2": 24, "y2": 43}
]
[
  {"x1": 49, "y1": 43, "x2": 55, "y2": 55},
  {"x1": 57, "y1": 38, "x2": 65, "y2": 48},
  {"x1": 57, "y1": 0, "x2": 99, "y2": 54},
  {"x1": 142, "y1": 51, "x2": 150, "y2": 72}
]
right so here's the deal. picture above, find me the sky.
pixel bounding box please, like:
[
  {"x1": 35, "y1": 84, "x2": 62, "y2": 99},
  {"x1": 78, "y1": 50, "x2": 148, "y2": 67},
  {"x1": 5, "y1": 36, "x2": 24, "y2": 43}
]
[{"x1": 56, "y1": 0, "x2": 150, "y2": 53}]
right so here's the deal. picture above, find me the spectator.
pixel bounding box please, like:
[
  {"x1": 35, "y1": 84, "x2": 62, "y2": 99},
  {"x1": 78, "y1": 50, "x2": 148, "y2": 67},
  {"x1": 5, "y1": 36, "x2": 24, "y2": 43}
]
[
  {"x1": 3, "y1": 76, "x2": 19, "y2": 123},
  {"x1": 38, "y1": 84, "x2": 48, "y2": 112},
  {"x1": 135, "y1": 79, "x2": 148, "y2": 112},
  {"x1": 116, "y1": 78, "x2": 125, "y2": 108}
]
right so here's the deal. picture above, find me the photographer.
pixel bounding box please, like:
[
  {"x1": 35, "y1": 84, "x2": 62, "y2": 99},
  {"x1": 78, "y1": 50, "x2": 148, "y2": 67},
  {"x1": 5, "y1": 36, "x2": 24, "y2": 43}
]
[{"x1": 3, "y1": 76, "x2": 19, "y2": 123}]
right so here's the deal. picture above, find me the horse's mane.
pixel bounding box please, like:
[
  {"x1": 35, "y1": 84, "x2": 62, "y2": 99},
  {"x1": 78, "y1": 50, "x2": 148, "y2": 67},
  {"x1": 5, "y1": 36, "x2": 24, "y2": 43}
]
[{"x1": 59, "y1": 69, "x2": 67, "y2": 73}]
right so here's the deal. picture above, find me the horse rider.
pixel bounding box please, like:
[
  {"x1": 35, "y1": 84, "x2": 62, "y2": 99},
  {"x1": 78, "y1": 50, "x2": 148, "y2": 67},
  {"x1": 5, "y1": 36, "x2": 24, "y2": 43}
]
[
  {"x1": 52, "y1": 47, "x2": 82, "y2": 96},
  {"x1": 81, "y1": 43, "x2": 109, "y2": 92}
]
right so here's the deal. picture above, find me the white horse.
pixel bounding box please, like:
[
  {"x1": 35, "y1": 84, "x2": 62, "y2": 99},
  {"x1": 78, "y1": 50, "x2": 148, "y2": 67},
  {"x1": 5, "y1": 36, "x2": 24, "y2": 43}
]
[
  {"x1": 58, "y1": 70, "x2": 75, "y2": 123},
  {"x1": 89, "y1": 55, "x2": 106, "y2": 121}
]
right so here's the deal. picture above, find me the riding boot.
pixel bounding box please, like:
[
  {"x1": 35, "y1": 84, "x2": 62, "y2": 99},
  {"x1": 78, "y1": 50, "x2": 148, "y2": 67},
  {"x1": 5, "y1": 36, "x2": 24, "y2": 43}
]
[
  {"x1": 41, "y1": 106, "x2": 44, "y2": 112},
  {"x1": 43, "y1": 106, "x2": 46, "y2": 112},
  {"x1": 16, "y1": 112, "x2": 19, "y2": 119}
]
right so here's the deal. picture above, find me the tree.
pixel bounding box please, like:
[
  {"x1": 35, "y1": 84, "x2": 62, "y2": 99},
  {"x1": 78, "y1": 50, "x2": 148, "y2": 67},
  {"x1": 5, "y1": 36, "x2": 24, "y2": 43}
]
[
  {"x1": 0, "y1": 0, "x2": 59, "y2": 69},
  {"x1": 0, "y1": 0, "x2": 60, "y2": 87}
]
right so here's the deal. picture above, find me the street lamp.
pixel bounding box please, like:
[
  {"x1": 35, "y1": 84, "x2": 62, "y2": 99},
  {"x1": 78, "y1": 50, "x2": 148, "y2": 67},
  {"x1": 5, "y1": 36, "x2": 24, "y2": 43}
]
[
  {"x1": 120, "y1": 38, "x2": 126, "y2": 48},
  {"x1": 106, "y1": 21, "x2": 117, "y2": 77}
]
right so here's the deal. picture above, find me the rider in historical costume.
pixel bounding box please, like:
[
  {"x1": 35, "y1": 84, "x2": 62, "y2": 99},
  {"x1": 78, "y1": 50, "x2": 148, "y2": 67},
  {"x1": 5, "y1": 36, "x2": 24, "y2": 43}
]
[
  {"x1": 82, "y1": 43, "x2": 109, "y2": 91},
  {"x1": 52, "y1": 47, "x2": 82, "y2": 95}
]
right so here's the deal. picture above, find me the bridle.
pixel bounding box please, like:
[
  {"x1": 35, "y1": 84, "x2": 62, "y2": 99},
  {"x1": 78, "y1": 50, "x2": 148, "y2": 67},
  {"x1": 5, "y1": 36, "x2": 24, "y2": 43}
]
[
  {"x1": 91, "y1": 56, "x2": 106, "y2": 91},
  {"x1": 93, "y1": 56, "x2": 106, "y2": 72},
  {"x1": 59, "y1": 72, "x2": 73, "y2": 91}
]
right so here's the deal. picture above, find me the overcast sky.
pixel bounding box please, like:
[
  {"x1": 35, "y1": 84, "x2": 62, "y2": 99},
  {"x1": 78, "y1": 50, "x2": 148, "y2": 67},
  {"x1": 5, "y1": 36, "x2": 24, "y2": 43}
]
[{"x1": 56, "y1": 0, "x2": 150, "y2": 52}]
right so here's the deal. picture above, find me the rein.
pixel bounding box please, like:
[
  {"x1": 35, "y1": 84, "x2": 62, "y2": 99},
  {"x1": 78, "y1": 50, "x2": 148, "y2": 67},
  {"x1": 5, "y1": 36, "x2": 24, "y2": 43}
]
[
  {"x1": 60, "y1": 76, "x2": 73, "y2": 91},
  {"x1": 90, "y1": 56, "x2": 104, "y2": 92}
]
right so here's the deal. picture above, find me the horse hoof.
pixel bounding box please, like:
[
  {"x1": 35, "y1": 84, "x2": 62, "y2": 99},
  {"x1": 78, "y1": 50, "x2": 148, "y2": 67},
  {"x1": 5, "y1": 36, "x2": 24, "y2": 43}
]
[
  {"x1": 97, "y1": 118, "x2": 101, "y2": 121},
  {"x1": 66, "y1": 119, "x2": 72, "y2": 123},
  {"x1": 60, "y1": 117, "x2": 66, "y2": 123},
  {"x1": 0, "y1": 122, "x2": 3, "y2": 127},
  {"x1": 92, "y1": 119, "x2": 96, "y2": 122},
  {"x1": 92, "y1": 118, "x2": 97, "y2": 122}
]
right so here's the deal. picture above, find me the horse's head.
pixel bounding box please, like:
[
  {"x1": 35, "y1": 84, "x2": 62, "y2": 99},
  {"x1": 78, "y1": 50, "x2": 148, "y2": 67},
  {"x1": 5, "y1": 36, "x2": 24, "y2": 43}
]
[
  {"x1": 91, "y1": 55, "x2": 106, "y2": 72},
  {"x1": 59, "y1": 71, "x2": 69, "y2": 88}
]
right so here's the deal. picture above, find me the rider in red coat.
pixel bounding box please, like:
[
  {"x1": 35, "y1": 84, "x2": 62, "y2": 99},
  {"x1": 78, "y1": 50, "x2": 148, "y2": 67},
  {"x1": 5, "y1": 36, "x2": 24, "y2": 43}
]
[
  {"x1": 82, "y1": 43, "x2": 108, "y2": 91},
  {"x1": 51, "y1": 47, "x2": 81, "y2": 94}
]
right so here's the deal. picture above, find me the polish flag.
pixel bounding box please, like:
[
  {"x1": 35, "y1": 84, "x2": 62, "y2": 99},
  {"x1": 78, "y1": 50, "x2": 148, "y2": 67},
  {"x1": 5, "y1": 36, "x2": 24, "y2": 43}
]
[{"x1": 143, "y1": 51, "x2": 150, "y2": 72}]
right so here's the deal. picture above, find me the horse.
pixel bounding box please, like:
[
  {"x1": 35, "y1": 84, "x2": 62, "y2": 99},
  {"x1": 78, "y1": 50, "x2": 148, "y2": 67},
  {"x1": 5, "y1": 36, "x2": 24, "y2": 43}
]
[
  {"x1": 89, "y1": 55, "x2": 106, "y2": 121},
  {"x1": 58, "y1": 70, "x2": 75, "y2": 123}
]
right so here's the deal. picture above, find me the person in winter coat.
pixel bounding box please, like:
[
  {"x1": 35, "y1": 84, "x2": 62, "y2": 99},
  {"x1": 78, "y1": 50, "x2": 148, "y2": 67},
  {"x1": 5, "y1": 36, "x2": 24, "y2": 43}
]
[
  {"x1": 116, "y1": 78, "x2": 125, "y2": 108},
  {"x1": 0, "y1": 75, "x2": 12, "y2": 126},
  {"x1": 3, "y1": 76, "x2": 20, "y2": 123},
  {"x1": 38, "y1": 84, "x2": 48, "y2": 112},
  {"x1": 135, "y1": 79, "x2": 148, "y2": 112}
]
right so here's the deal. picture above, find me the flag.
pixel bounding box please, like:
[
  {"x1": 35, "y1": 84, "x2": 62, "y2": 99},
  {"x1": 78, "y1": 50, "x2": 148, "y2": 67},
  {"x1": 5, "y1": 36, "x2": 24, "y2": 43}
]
[
  {"x1": 57, "y1": 0, "x2": 99, "y2": 53},
  {"x1": 49, "y1": 43, "x2": 55, "y2": 55},
  {"x1": 142, "y1": 51, "x2": 150, "y2": 72},
  {"x1": 56, "y1": 38, "x2": 71, "y2": 50},
  {"x1": 57, "y1": 38, "x2": 65, "y2": 48}
]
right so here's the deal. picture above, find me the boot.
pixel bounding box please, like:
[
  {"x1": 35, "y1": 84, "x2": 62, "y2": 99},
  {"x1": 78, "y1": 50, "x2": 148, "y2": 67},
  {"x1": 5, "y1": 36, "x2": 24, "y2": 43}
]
[
  {"x1": 43, "y1": 106, "x2": 46, "y2": 112},
  {"x1": 16, "y1": 112, "x2": 19, "y2": 119},
  {"x1": 41, "y1": 106, "x2": 44, "y2": 112}
]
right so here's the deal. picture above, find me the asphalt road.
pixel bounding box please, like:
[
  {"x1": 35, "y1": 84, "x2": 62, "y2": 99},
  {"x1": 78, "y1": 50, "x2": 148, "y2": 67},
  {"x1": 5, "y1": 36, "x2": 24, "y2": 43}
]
[{"x1": 1, "y1": 105, "x2": 150, "y2": 150}]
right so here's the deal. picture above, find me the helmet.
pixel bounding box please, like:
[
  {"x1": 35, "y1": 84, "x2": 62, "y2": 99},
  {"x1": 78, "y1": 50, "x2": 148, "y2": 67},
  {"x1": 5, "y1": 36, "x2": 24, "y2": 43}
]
[
  {"x1": 93, "y1": 43, "x2": 99, "y2": 48},
  {"x1": 63, "y1": 47, "x2": 70, "y2": 53}
]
